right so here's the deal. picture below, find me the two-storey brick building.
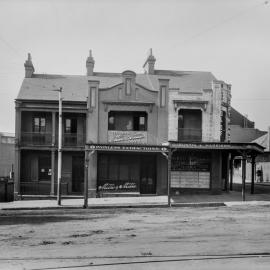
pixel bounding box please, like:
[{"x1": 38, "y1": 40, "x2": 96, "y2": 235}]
[{"x1": 14, "y1": 50, "x2": 263, "y2": 198}]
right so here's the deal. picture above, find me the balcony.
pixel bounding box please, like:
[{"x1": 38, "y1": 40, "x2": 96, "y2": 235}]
[
  {"x1": 178, "y1": 128, "x2": 202, "y2": 142},
  {"x1": 62, "y1": 133, "x2": 86, "y2": 147},
  {"x1": 21, "y1": 132, "x2": 52, "y2": 146},
  {"x1": 21, "y1": 132, "x2": 85, "y2": 147}
]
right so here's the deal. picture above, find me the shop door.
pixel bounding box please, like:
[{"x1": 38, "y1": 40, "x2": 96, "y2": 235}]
[
  {"x1": 140, "y1": 155, "x2": 156, "y2": 194},
  {"x1": 72, "y1": 156, "x2": 84, "y2": 193}
]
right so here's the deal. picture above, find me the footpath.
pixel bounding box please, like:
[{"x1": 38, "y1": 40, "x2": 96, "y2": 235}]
[{"x1": 1, "y1": 192, "x2": 270, "y2": 210}]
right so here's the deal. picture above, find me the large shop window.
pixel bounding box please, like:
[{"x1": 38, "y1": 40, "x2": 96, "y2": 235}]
[
  {"x1": 171, "y1": 151, "x2": 211, "y2": 189},
  {"x1": 108, "y1": 111, "x2": 147, "y2": 131},
  {"x1": 98, "y1": 154, "x2": 140, "y2": 192}
]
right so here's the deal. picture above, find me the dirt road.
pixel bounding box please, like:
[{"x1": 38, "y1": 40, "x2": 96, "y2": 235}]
[{"x1": 1, "y1": 205, "x2": 270, "y2": 269}]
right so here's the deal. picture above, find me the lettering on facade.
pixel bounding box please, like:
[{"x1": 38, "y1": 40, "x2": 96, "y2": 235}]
[
  {"x1": 88, "y1": 144, "x2": 168, "y2": 152},
  {"x1": 98, "y1": 182, "x2": 137, "y2": 191},
  {"x1": 171, "y1": 143, "x2": 233, "y2": 149},
  {"x1": 108, "y1": 131, "x2": 147, "y2": 144}
]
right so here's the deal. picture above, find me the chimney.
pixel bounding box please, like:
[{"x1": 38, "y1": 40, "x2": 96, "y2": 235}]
[
  {"x1": 143, "y1": 48, "x2": 156, "y2": 75},
  {"x1": 24, "y1": 53, "x2": 35, "y2": 78},
  {"x1": 86, "y1": 50, "x2": 95, "y2": 76}
]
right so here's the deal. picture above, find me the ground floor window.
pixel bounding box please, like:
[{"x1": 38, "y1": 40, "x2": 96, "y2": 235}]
[
  {"x1": 171, "y1": 151, "x2": 211, "y2": 189},
  {"x1": 97, "y1": 153, "x2": 156, "y2": 194}
]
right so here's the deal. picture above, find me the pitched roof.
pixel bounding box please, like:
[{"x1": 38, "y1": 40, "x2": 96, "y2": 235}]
[
  {"x1": 16, "y1": 70, "x2": 217, "y2": 102},
  {"x1": 229, "y1": 125, "x2": 267, "y2": 143},
  {"x1": 252, "y1": 133, "x2": 269, "y2": 151}
]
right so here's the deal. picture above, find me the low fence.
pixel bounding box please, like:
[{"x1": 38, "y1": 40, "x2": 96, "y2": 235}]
[
  {"x1": 0, "y1": 177, "x2": 14, "y2": 202},
  {"x1": 20, "y1": 182, "x2": 69, "y2": 195}
]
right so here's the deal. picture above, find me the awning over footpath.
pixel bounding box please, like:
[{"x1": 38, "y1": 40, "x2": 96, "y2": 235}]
[
  {"x1": 86, "y1": 142, "x2": 264, "y2": 156},
  {"x1": 169, "y1": 141, "x2": 264, "y2": 156}
]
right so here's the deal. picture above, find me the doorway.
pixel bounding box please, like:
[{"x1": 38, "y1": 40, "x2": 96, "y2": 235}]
[
  {"x1": 72, "y1": 155, "x2": 84, "y2": 193},
  {"x1": 140, "y1": 155, "x2": 156, "y2": 194}
]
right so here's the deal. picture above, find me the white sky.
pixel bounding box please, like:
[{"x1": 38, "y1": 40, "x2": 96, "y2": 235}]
[{"x1": 0, "y1": 0, "x2": 269, "y2": 133}]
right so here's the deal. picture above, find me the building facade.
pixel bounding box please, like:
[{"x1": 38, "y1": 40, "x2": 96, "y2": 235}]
[
  {"x1": 14, "y1": 51, "x2": 263, "y2": 198},
  {"x1": 0, "y1": 132, "x2": 15, "y2": 178}
]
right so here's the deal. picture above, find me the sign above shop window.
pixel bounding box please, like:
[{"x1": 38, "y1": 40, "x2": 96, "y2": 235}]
[
  {"x1": 108, "y1": 131, "x2": 147, "y2": 144},
  {"x1": 170, "y1": 142, "x2": 264, "y2": 152},
  {"x1": 87, "y1": 143, "x2": 168, "y2": 153}
]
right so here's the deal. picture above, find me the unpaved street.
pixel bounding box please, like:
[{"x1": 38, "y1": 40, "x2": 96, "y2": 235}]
[{"x1": 1, "y1": 205, "x2": 270, "y2": 269}]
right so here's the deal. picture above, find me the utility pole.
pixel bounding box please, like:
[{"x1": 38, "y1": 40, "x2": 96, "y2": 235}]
[
  {"x1": 57, "y1": 87, "x2": 63, "y2": 206},
  {"x1": 53, "y1": 87, "x2": 63, "y2": 206}
]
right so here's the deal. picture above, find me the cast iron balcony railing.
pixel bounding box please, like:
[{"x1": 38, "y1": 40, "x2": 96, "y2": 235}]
[
  {"x1": 62, "y1": 133, "x2": 86, "y2": 147},
  {"x1": 178, "y1": 128, "x2": 202, "y2": 142},
  {"x1": 21, "y1": 132, "x2": 52, "y2": 146}
]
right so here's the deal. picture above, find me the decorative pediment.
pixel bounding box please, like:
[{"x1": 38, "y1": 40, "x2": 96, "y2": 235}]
[
  {"x1": 173, "y1": 99, "x2": 208, "y2": 111},
  {"x1": 102, "y1": 100, "x2": 155, "y2": 113}
]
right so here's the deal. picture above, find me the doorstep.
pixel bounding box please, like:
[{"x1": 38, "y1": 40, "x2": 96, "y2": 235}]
[
  {"x1": 19, "y1": 195, "x2": 83, "y2": 200},
  {"x1": 98, "y1": 192, "x2": 140, "y2": 197}
]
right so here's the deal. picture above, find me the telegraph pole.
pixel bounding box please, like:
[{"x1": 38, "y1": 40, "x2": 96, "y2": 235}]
[
  {"x1": 52, "y1": 87, "x2": 63, "y2": 206},
  {"x1": 57, "y1": 87, "x2": 63, "y2": 205}
]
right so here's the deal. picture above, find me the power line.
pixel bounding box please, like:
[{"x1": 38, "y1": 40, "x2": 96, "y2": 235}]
[{"x1": 175, "y1": 0, "x2": 269, "y2": 48}]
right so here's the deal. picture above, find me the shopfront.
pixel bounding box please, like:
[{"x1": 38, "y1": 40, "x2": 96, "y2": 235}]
[
  {"x1": 97, "y1": 153, "x2": 156, "y2": 194},
  {"x1": 169, "y1": 142, "x2": 265, "y2": 194},
  {"x1": 87, "y1": 144, "x2": 168, "y2": 196},
  {"x1": 171, "y1": 151, "x2": 211, "y2": 190}
]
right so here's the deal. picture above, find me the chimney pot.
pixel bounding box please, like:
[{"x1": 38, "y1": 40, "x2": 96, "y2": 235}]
[
  {"x1": 143, "y1": 48, "x2": 156, "y2": 75},
  {"x1": 86, "y1": 49, "x2": 95, "y2": 76},
  {"x1": 24, "y1": 53, "x2": 35, "y2": 78}
]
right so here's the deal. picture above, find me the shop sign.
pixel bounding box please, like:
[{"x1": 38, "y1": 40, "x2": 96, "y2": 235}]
[
  {"x1": 98, "y1": 182, "x2": 138, "y2": 192},
  {"x1": 108, "y1": 131, "x2": 147, "y2": 144},
  {"x1": 170, "y1": 142, "x2": 263, "y2": 151},
  {"x1": 88, "y1": 144, "x2": 168, "y2": 152}
]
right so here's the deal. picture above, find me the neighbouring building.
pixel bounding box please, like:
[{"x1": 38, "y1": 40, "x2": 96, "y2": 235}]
[
  {"x1": 252, "y1": 127, "x2": 270, "y2": 182},
  {"x1": 230, "y1": 111, "x2": 267, "y2": 184},
  {"x1": 0, "y1": 132, "x2": 15, "y2": 177},
  {"x1": 230, "y1": 107, "x2": 266, "y2": 143},
  {"x1": 14, "y1": 50, "x2": 264, "y2": 198}
]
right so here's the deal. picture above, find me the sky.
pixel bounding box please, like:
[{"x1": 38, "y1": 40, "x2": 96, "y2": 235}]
[{"x1": 0, "y1": 0, "x2": 269, "y2": 133}]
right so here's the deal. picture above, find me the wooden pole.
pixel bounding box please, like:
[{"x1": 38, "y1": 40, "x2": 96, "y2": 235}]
[
  {"x1": 251, "y1": 155, "x2": 256, "y2": 194},
  {"x1": 242, "y1": 154, "x2": 247, "y2": 201},
  {"x1": 229, "y1": 155, "x2": 234, "y2": 191},
  {"x1": 224, "y1": 153, "x2": 230, "y2": 192},
  {"x1": 57, "y1": 87, "x2": 62, "y2": 206},
  {"x1": 83, "y1": 150, "x2": 89, "y2": 209},
  {"x1": 167, "y1": 149, "x2": 172, "y2": 207}
]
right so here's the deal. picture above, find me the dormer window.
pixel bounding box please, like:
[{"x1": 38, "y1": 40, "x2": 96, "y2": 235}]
[{"x1": 125, "y1": 78, "x2": 131, "y2": 95}]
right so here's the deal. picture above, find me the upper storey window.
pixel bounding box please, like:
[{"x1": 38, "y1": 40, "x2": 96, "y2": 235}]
[
  {"x1": 178, "y1": 109, "x2": 202, "y2": 142},
  {"x1": 108, "y1": 111, "x2": 147, "y2": 131},
  {"x1": 64, "y1": 118, "x2": 77, "y2": 134},
  {"x1": 33, "y1": 116, "x2": 46, "y2": 133}
]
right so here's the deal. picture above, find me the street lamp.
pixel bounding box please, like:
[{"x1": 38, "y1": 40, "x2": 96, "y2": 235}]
[{"x1": 52, "y1": 87, "x2": 63, "y2": 206}]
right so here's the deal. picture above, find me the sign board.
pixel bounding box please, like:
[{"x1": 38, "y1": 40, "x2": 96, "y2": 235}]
[
  {"x1": 108, "y1": 131, "x2": 147, "y2": 144},
  {"x1": 170, "y1": 142, "x2": 264, "y2": 152},
  {"x1": 98, "y1": 181, "x2": 138, "y2": 192},
  {"x1": 87, "y1": 144, "x2": 168, "y2": 152}
]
